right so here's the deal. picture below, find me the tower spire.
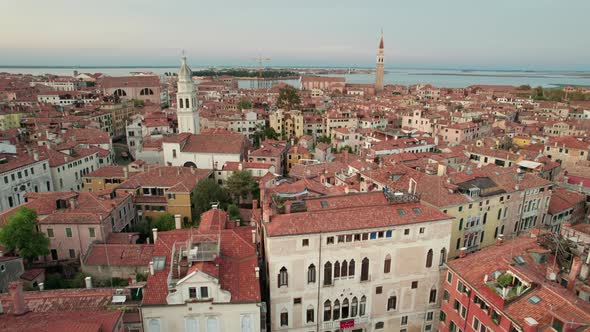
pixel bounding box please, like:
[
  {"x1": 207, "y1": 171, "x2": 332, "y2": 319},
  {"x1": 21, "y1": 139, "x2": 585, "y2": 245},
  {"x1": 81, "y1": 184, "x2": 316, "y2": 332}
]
[{"x1": 375, "y1": 30, "x2": 385, "y2": 93}]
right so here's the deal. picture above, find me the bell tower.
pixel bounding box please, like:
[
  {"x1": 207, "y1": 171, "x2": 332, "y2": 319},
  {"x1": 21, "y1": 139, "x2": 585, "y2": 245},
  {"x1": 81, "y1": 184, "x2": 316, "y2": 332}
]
[
  {"x1": 375, "y1": 31, "x2": 385, "y2": 93},
  {"x1": 176, "y1": 55, "x2": 200, "y2": 134}
]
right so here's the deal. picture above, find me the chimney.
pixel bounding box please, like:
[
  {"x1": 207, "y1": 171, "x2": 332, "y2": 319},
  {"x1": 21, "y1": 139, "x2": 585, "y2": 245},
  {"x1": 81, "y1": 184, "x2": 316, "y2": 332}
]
[
  {"x1": 38, "y1": 283, "x2": 44, "y2": 291},
  {"x1": 238, "y1": 163, "x2": 243, "y2": 171},
  {"x1": 146, "y1": 237, "x2": 150, "y2": 245},
  {"x1": 284, "y1": 201, "x2": 292, "y2": 214},
  {"x1": 174, "y1": 214, "x2": 182, "y2": 230},
  {"x1": 523, "y1": 317, "x2": 539, "y2": 332},
  {"x1": 152, "y1": 228, "x2": 158, "y2": 243},
  {"x1": 567, "y1": 256, "x2": 583, "y2": 291},
  {"x1": 123, "y1": 167, "x2": 128, "y2": 179},
  {"x1": 255, "y1": 266, "x2": 260, "y2": 279},
  {"x1": 459, "y1": 247, "x2": 467, "y2": 258},
  {"x1": 262, "y1": 200, "x2": 271, "y2": 224},
  {"x1": 496, "y1": 235, "x2": 504, "y2": 246},
  {"x1": 252, "y1": 199, "x2": 258, "y2": 209},
  {"x1": 69, "y1": 197, "x2": 78, "y2": 210},
  {"x1": 437, "y1": 164, "x2": 447, "y2": 177},
  {"x1": 251, "y1": 229, "x2": 256, "y2": 244},
  {"x1": 149, "y1": 261, "x2": 154, "y2": 276},
  {"x1": 8, "y1": 281, "x2": 29, "y2": 316},
  {"x1": 235, "y1": 220, "x2": 240, "y2": 228},
  {"x1": 84, "y1": 276, "x2": 92, "y2": 289},
  {"x1": 33, "y1": 151, "x2": 39, "y2": 161}
]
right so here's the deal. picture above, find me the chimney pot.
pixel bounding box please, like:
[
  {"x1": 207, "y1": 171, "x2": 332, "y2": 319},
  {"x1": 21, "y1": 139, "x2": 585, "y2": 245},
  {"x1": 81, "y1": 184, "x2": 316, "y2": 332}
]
[
  {"x1": 255, "y1": 267, "x2": 260, "y2": 279},
  {"x1": 174, "y1": 215, "x2": 182, "y2": 230},
  {"x1": 149, "y1": 261, "x2": 154, "y2": 276},
  {"x1": 152, "y1": 228, "x2": 158, "y2": 242},
  {"x1": 523, "y1": 317, "x2": 539, "y2": 332},
  {"x1": 38, "y1": 282, "x2": 44, "y2": 291},
  {"x1": 251, "y1": 229, "x2": 256, "y2": 244},
  {"x1": 84, "y1": 276, "x2": 92, "y2": 289},
  {"x1": 459, "y1": 247, "x2": 467, "y2": 258},
  {"x1": 8, "y1": 281, "x2": 29, "y2": 316}
]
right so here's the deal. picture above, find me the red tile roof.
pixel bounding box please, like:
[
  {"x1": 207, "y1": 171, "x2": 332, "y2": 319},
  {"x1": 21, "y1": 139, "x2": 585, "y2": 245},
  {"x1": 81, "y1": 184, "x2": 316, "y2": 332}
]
[
  {"x1": 117, "y1": 166, "x2": 211, "y2": 192},
  {"x1": 0, "y1": 310, "x2": 122, "y2": 332},
  {"x1": 265, "y1": 192, "x2": 452, "y2": 237},
  {"x1": 84, "y1": 244, "x2": 154, "y2": 266}
]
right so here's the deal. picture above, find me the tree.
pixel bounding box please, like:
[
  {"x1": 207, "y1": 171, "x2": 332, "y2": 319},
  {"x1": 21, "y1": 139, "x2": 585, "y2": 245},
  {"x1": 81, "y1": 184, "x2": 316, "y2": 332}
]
[
  {"x1": 0, "y1": 207, "x2": 49, "y2": 263},
  {"x1": 276, "y1": 85, "x2": 301, "y2": 111},
  {"x1": 227, "y1": 204, "x2": 241, "y2": 220},
  {"x1": 252, "y1": 124, "x2": 280, "y2": 147},
  {"x1": 193, "y1": 179, "x2": 231, "y2": 220},
  {"x1": 317, "y1": 135, "x2": 331, "y2": 144},
  {"x1": 238, "y1": 100, "x2": 253, "y2": 110},
  {"x1": 151, "y1": 213, "x2": 175, "y2": 232},
  {"x1": 226, "y1": 170, "x2": 257, "y2": 205}
]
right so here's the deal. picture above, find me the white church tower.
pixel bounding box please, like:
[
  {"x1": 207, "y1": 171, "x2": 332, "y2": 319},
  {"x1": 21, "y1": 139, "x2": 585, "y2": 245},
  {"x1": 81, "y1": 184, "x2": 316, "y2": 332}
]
[{"x1": 176, "y1": 55, "x2": 200, "y2": 134}]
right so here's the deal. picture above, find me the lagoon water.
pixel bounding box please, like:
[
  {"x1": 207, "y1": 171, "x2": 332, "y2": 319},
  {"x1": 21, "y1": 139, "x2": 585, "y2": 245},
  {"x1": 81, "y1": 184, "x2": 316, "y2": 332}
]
[{"x1": 2, "y1": 67, "x2": 589, "y2": 89}]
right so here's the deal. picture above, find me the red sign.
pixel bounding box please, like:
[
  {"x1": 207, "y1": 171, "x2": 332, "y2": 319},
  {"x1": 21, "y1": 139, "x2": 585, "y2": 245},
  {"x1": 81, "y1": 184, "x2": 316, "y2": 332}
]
[{"x1": 340, "y1": 319, "x2": 355, "y2": 329}]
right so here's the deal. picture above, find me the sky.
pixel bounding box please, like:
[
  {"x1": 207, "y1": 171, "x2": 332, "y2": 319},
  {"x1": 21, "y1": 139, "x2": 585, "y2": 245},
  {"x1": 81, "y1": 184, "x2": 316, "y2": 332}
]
[{"x1": 1, "y1": 0, "x2": 589, "y2": 70}]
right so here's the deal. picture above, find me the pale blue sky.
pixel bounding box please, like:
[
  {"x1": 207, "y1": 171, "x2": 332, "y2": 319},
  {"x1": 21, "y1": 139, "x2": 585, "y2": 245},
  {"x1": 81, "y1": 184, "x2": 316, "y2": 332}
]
[{"x1": 1, "y1": 0, "x2": 589, "y2": 69}]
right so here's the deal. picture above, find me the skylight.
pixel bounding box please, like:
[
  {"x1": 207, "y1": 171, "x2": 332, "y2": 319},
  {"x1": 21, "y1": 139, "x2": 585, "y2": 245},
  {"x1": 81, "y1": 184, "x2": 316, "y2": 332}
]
[
  {"x1": 513, "y1": 256, "x2": 526, "y2": 265},
  {"x1": 397, "y1": 209, "x2": 406, "y2": 216},
  {"x1": 412, "y1": 207, "x2": 421, "y2": 214},
  {"x1": 320, "y1": 201, "x2": 328, "y2": 208},
  {"x1": 528, "y1": 295, "x2": 541, "y2": 304}
]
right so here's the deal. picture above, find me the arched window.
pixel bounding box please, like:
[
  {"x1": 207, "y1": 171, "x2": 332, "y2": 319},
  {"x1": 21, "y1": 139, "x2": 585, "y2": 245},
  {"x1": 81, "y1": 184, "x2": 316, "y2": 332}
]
[
  {"x1": 280, "y1": 308, "x2": 288, "y2": 327},
  {"x1": 307, "y1": 264, "x2": 316, "y2": 283},
  {"x1": 342, "y1": 298, "x2": 350, "y2": 319},
  {"x1": 387, "y1": 295, "x2": 397, "y2": 311},
  {"x1": 483, "y1": 212, "x2": 488, "y2": 224},
  {"x1": 497, "y1": 208, "x2": 502, "y2": 220},
  {"x1": 351, "y1": 297, "x2": 358, "y2": 317},
  {"x1": 426, "y1": 249, "x2": 433, "y2": 268},
  {"x1": 341, "y1": 260, "x2": 348, "y2": 277},
  {"x1": 429, "y1": 288, "x2": 437, "y2": 303},
  {"x1": 140, "y1": 88, "x2": 154, "y2": 95},
  {"x1": 113, "y1": 89, "x2": 127, "y2": 97},
  {"x1": 324, "y1": 262, "x2": 332, "y2": 285},
  {"x1": 179, "y1": 98, "x2": 183, "y2": 108},
  {"x1": 459, "y1": 218, "x2": 463, "y2": 230},
  {"x1": 439, "y1": 248, "x2": 447, "y2": 266},
  {"x1": 349, "y1": 259, "x2": 355, "y2": 277},
  {"x1": 323, "y1": 300, "x2": 331, "y2": 321},
  {"x1": 359, "y1": 296, "x2": 366, "y2": 316},
  {"x1": 361, "y1": 258, "x2": 369, "y2": 281},
  {"x1": 333, "y1": 299, "x2": 340, "y2": 320},
  {"x1": 384, "y1": 254, "x2": 391, "y2": 273},
  {"x1": 185, "y1": 98, "x2": 189, "y2": 108},
  {"x1": 334, "y1": 261, "x2": 340, "y2": 278},
  {"x1": 501, "y1": 225, "x2": 505, "y2": 234},
  {"x1": 278, "y1": 267, "x2": 288, "y2": 287}
]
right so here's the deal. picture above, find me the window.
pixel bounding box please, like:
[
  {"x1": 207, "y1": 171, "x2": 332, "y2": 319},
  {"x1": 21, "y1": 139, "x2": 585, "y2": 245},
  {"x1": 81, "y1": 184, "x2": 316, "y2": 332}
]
[
  {"x1": 404, "y1": 229, "x2": 410, "y2": 235},
  {"x1": 375, "y1": 322, "x2": 384, "y2": 329},
  {"x1": 401, "y1": 316, "x2": 408, "y2": 325},
  {"x1": 333, "y1": 299, "x2": 340, "y2": 320},
  {"x1": 89, "y1": 227, "x2": 95, "y2": 238},
  {"x1": 426, "y1": 249, "x2": 433, "y2": 268},
  {"x1": 454, "y1": 299, "x2": 460, "y2": 311},
  {"x1": 450, "y1": 320, "x2": 458, "y2": 332},
  {"x1": 200, "y1": 286, "x2": 208, "y2": 298},
  {"x1": 293, "y1": 297, "x2": 302, "y2": 304},
  {"x1": 427, "y1": 311, "x2": 434, "y2": 321},
  {"x1": 351, "y1": 297, "x2": 358, "y2": 317},
  {"x1": 359, "y1": 296, "x2": 366, "y2": 316},
  {"x1": 280, "y1": 309, "x2": 288, "y2": 327},
  {"x1": 324, "y1": 262, "x2": 332, "y2": 285},
  {"x1": 459, "y1": 218, "x2": 463, "y2": 230},
  {"x1": 307, "y1": 264, "x2": 316, "y2": 283},
  {"x1": 440, "y1": 248, "x2": 447, "y2": 266},
  {"x1": 65, "y1": 228, "x2": 72, "y2": 237},
  {"x1": 327, "y1": 236, "x2": 334, "y2": 244},
  {"x1": 440, "y1": 311, "x2": 446, "y2": 322},
  {"x1": 447, "y1": 272, "x2": 453, "y2": 283},
  {"x1": 341, "y1": 260, "x2": 348, "y2": 277},
  {"x1": 334, "y1": 261, "x2": 341, "y2": 278},
  {"x1": 429, "y1": 288, "x2": 437, "y2": 303},
  {"x1": 278, "y1": 267, "x2": 288, "y2": 287},
  {"x1": 419, "y1": 227, "x2": 425, "y2": 234},
  {"x1": 324, "y1": 300, "x2": 332, "y2": 321},
  {"x1": 425, "y1": 325, "x2": 432, "y2": 331},
  {"x1": 387, "y1": 296, "x2": 397, "y2": 310},
  {"x1": 361, "y1": 258, "x2": 370, "y2": 281},
  {"x1": 412, "y1": 281, "x2": 418, "y2": 289},
  {"x1": 376, "y1": 286, "x2": 383, "y2": 294},
  {"x1": 306, "y1": 306, "x2": 314, "y2": 323},
  {"x1": 189, "y1": 287, "x2": 197, "y2": 298},
  {"x1": 384, "y1": 254, "x2": 391, "y2": 273},
  {"x1": 69, "y1": 249, "x2": 76, "y2": 258},
  {"x1": 349, "y1": 259, "x2": 355, "y2": 277},
  {"x1": 342, "y1": 298, "x2": 350, "y2": 318},
  {"x1": 443, "y1": 290, "x2": 450, "y2": 302},
  {"x1": 473, "y1": 317, "x2": 480, "y2": 331},
  {"x1": 47, "y1": 228, "x2": 54, "y2": 238},
  {"x1": 302, "y1": 238, "x2": 309, "y2": 246}
]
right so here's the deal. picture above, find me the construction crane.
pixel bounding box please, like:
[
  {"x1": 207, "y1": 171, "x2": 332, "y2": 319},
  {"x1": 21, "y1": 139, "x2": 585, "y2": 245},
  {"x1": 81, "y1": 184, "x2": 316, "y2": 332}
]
[{"x1": 251, "y1": 55, "x2": 271, "y2": 89}]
